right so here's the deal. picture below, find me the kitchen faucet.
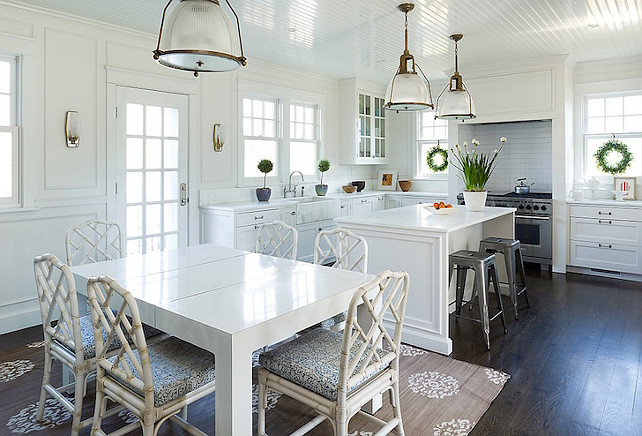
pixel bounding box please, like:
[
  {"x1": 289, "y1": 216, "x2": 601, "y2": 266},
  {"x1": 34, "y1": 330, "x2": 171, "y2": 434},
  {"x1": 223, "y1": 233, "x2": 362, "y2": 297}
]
[{"x1": 284, "y1": 171, "x2": 304, "y2": 197}]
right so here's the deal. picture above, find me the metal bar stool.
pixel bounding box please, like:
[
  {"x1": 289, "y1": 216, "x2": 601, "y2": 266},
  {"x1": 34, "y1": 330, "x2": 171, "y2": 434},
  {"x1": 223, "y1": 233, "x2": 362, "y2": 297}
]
[
  {"x1": 449, "y1": 250, "x2": 507, "y2": 349},
  {"x1": 479, "y1": 237, "x2": 529, "y2": 319}
]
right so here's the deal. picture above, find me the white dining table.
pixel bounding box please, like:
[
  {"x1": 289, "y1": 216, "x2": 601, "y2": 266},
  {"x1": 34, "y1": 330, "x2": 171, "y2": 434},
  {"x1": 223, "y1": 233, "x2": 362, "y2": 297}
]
[{"x1": 70, "y1": 243, "x2": 373, "y2": 435}]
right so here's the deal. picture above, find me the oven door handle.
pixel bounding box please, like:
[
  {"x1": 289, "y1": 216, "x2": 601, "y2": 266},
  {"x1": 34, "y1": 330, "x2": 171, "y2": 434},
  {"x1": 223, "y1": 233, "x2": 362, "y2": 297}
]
[{"x1": 515, "y1": 215, "x2": 551, "y2": 221}]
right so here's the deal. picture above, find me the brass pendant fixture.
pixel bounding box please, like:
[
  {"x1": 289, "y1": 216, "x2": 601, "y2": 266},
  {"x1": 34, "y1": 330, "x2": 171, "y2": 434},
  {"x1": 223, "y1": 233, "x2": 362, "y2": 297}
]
[
  {"x1": 153, "y1": 0, "x2": 247, "y2": 77},
  {"x1": 436, "y1": 34, "x2": 475, "y2": 120},
  {"x1": 384, "y1": 3, "x2": 433, "y2": 112}
]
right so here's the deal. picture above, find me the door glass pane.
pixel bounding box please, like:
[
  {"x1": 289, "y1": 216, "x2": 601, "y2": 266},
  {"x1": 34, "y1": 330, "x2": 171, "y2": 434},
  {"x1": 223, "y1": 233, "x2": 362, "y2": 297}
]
[
  {"x1": 146, "y1": 172, "x2": 162, "y2": 202},
  {"x1": 164, "y1": 140, "x2": 178, "y2": 168},
  {"x1": 164, "y1": 171, "x2": 178, "y2": 201},
  {"x1": 126, "y1": 104, "x2": 143, "y2": 135},
  {"x1": 127, "y1": 239, "x2": 142, "y2": 256},
  {"x1": 146, "y1": 236, "x2": 162, "y2": 253},
  {"x1": 127, "y1": 206, "x2": 143, "y2": 237},
  {"x1": 126, "y1": 172, "x2": 143, "y2": 203},
  {"x1": 126, "y1": 138, "x2": 143, "y2": 169},
  {"x1": 164, "y1": 107, "x2": 179, "y2": 137},
  {"x1": 146, "y1": 139, "x2": 162, "y2": 169},
  {"x1": 165, "y1": 234, "x2": 178, "y2": 250},
  {"x1": 146, "y1": 105, "x2": 162, "y2": 136},
  {"x1": 164, "y1": 203, "x2": 178, "y2": 232},
  {"x1": 146, "y1": 204, "x2": 162, "y2": 235}
]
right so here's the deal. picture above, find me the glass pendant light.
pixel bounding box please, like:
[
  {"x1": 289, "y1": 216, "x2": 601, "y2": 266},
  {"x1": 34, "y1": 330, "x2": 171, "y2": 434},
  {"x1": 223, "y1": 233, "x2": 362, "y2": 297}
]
[
  {"x1": 153, "y1": 0, "x2": 247, "y2": 77},
  {"x1": 384, "y1": 3, "x2": 433, "y2": 112},
  {"x1": 436, "y1": 34, "x2": 475, "y2": 120}
]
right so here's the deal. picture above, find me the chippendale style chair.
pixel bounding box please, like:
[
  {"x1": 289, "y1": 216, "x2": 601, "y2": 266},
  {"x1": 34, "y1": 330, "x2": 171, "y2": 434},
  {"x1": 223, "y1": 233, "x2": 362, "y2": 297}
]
[
  {"x1": 65, "y1": 219, "x2": 123, "y2": 266},
  {"x1": 87, "y1": 275, "x2": 216, "y2": 435},
  {"x1": 314, "y1": 227, "x2": 368, "y2": 331},
  {"x1": 256, "y1": 220, "x2": 298, "y2": 260},
  {"x1": 257, "y1": 270, "x2": 410, "y2": 436}
]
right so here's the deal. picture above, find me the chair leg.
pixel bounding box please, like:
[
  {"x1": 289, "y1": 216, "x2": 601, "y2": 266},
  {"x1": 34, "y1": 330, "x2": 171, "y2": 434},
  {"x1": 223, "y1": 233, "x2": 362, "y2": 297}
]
[
  {"x1": 455, "y1": 266, "x2": 466, "y2": 321},
  {"x1": 91, "y1": 382, "x2": 107, "y2": 435},
  {"x1": 516, "y1": 247, "x2": 530, "y2": 307},
  {"x1": 71, "y1": 370, "x2": 86, "y2": 436},
  {"x1": 36, "y1": 349, "x2": 53, "y2": 421},
  {"x1": 504, "y1": 247, "x2": 519, "y2": 319},
  {"x1": 490, "y1": 265, "x2": 507, "y2": 334},
  {"x1": 476, "y1": 269, "x2": 491, "y2": 350},
  {"x1": 257, "y1": 372, "x2": 268, "y2": 436},
  {"x1": 391, "y1": 383, "x2": 405, "y2": 436}
]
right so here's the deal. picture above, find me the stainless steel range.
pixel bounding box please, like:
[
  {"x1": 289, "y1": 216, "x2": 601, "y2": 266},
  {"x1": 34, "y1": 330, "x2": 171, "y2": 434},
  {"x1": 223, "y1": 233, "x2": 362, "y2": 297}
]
[{"x1": 457, "y1": 192, "x2": 552, "y2": 266}]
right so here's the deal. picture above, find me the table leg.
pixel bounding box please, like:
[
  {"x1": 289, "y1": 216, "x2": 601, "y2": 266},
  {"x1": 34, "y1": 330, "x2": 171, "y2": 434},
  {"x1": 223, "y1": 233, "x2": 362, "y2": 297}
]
[{"x1": 214, "y1": 335, "x2": 254, "y2": 436}]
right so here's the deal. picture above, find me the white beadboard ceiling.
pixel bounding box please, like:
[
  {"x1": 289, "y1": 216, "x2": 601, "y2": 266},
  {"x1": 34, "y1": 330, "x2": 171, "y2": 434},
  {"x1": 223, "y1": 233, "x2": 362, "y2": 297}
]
[{"x1": 12, "y1": 0, "x2": 642, "y2": 83}]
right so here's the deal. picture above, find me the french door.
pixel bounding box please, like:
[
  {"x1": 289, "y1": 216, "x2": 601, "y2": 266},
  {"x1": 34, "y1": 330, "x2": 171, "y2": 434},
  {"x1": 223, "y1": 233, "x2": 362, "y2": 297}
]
[{"x1": 115, "y1": 87, "x2": 189, "y2": 255}]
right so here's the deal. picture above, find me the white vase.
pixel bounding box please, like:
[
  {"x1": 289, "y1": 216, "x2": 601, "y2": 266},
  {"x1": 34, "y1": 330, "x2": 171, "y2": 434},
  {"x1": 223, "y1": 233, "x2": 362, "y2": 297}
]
[{"x1": 463, "y1": 191, "x2": 488, "y2": 211}]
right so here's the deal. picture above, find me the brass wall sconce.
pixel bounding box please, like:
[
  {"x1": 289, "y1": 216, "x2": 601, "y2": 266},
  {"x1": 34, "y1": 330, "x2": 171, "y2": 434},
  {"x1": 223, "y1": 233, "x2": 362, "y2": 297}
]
[
  {"x1": 65, "y1": 111, "x2": 80, "y2": 148},
  {"x1": 213, "y1": 123, "x2": 224, "y2": 152}
]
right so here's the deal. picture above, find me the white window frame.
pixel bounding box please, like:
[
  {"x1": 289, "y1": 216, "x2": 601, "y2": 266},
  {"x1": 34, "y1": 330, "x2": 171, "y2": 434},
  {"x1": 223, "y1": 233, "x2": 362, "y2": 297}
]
[
  {"x1": 0, "y1": 55, "x2": 19, "y2": 207},
  {"x1": 578, "y1": 90, "x2": 642, "y2": 181},
  {"x1": 414, "y1": 110, "x2": 448, "y2": 180},
  {"x1": 238, "y1": 81, "x2": 324, "y2": 187},
  {"x1": 288, "y1": 100, "x2": 320, "y2": 177}
]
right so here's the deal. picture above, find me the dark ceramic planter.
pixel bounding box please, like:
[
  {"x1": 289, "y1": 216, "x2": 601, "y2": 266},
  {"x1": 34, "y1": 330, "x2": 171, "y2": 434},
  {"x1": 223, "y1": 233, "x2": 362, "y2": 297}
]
[
  {"x1": 315, "y1": 184, "x2": 328, "y2": 196},
  {"x1": 256, "y1": 187, "x2": 271, "y2": 202}
]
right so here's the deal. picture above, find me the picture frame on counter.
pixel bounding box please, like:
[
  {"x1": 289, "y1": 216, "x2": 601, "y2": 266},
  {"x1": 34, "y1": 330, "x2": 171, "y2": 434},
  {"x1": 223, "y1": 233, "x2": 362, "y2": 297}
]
[
  {"x1": 614, "y1": 176, "x2": 636, "y2": 200},
  {"x1": 378, "y1": 170, "x2": 398, "y2": 191}
]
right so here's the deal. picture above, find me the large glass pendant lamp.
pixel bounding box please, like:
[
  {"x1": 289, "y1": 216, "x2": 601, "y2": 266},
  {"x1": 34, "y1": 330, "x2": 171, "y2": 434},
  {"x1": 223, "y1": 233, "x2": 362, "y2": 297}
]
[
  {"x1": 153, "y1": 0, "x2": 247, "y2": 77},
  {"x1": 384, "y1": 3, "x2": 433, "y2": 112},
  {"x1": 436, "y1": 34, "x2": 475, "y2": 120}
]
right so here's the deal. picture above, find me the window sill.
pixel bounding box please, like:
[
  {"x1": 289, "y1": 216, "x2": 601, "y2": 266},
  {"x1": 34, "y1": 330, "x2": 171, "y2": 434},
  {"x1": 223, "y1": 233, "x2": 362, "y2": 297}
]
[{"x1": 0, "y1": 206, "x2": 40, "y2": 215}]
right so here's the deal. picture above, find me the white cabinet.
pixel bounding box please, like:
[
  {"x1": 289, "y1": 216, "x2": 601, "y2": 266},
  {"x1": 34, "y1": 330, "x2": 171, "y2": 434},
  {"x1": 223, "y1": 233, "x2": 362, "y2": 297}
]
[
  {"x1": 296, "y1": 220, "x2": 336, "y2": 262},
  {"x1": 568, "y1": 204, "x2": 642, "y2": 274},
  {"x1": 340, "y1": 199, "x2": 352, "y2": 216},
  {"x1": 352, "y1": 197, "x2": 374, "y2": 215},
  {"x1": 400, "y1": 196, "x2": 442, "y2": 207},
  {"x1": 386, "y1": 196, "x2": 402, "y2": 210},
  {"x1": 373, "y1": 195, "x2": 386, "y2": 211},
  {"x1": 338, "y1": 79, "x2": 388, "y2": 165},
  {"x1": 281, "y1": 205, "x2": 297, "y2": 226}
]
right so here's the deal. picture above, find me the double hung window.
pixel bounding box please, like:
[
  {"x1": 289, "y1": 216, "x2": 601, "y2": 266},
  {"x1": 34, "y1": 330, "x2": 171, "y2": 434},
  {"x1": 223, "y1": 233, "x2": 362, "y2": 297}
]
[
  {"x1": 582, "y1": 93, "x2": 642, "y2": 178},
  {"x1": 416, "y1": 111, "x2": 448, "y2": 178},
  {"x1": 0, "y1": 56, "x2": 19, "y2": 206}
]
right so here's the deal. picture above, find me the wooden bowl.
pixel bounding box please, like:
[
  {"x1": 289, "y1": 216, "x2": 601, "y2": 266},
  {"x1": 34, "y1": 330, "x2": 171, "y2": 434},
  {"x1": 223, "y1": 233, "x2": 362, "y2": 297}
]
[
  {"x1": 342, "y1": 185, "x2": 357, "y2": 193},
  {"x1": 398, "y1": 180, "x2": 413, "y2": 192}
]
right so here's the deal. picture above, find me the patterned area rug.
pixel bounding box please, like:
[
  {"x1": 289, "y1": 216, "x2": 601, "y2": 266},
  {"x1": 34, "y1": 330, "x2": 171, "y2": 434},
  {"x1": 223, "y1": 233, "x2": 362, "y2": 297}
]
[{"x1": 1, "y1": 336, "x2": 508, "y2": 435}]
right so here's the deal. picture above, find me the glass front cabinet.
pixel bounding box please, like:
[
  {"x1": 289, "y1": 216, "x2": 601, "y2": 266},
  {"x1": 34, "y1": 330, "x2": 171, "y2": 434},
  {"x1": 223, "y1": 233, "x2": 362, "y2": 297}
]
[{"x1": 339, "y1": 79, "x2": 388, "y2": 164}]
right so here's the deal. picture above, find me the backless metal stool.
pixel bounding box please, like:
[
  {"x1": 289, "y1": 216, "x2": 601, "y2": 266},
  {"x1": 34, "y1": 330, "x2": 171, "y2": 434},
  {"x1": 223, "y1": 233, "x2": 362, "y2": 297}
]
[
  {"x1": 479, "y1": 237, "x2": 529, "y2": 319},
  {"x1": 449, "y1": 250, "x2": 507, "y2": 349}
]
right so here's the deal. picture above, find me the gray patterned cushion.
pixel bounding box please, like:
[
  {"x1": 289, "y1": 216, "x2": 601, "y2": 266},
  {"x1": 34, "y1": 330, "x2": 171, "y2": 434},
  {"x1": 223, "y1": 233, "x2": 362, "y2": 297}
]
[
  {"x1": 59, "y1": 313, "x2": 163, "y2": 360},
  {"x1": 107, "y1": 336, "x2": 215, "y2": 407},
  {"x1": 259, "y1": 328, "x2": 391, "y2": 401}
]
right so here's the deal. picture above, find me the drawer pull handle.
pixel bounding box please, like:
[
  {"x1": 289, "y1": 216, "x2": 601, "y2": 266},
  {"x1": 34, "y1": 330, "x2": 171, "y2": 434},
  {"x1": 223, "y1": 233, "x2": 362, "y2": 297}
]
[
  {"x1": 290, "y1": 211, "x2": 296, "y2": 215},
  {"x1": 254, "y1": 215, "x2": 264, "y2": 220},
  {"x1": 598, "y1": 219, "x2": 612, "y2": 224},
  {"x1": 255, "y1": 225, "x2": 260, "y2": 229},
  {"x1": 598, "y1": 211, "x2": 612, "y2": 216},
  {"x1": 598, "y1": 243, "x2": 612, "y2": 249}
]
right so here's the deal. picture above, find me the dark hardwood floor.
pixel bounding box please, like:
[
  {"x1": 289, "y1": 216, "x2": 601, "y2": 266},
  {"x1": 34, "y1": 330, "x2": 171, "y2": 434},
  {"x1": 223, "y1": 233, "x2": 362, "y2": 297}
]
[
  {"x1": 450, "y1": 265, "x2": 642, "y2": 436},
  {"x1": 1, "y1": 267, "x2": 640, "y2": 435}
]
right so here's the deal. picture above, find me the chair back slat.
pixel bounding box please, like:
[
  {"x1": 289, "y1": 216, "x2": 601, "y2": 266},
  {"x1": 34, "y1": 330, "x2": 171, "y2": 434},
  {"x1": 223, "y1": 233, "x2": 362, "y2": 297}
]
[
  {"x1": 339, "y1": 270, "x2": 409, "y2": 399},
  {"x1": 66, "y1": 219, "x2": 123, "y2": 266},
  {"x1": 256, "y1": 221, "x2": 298, "y2": 260},
  {"x1": 34, "y1": 254, "x2": 84, "y2": 360},
  {"x1": 87, "y1": 276, "x2": 153, "y2": 405},
  {"x1": 314, "y1": 228, "x2": 368, "y2": 273}
]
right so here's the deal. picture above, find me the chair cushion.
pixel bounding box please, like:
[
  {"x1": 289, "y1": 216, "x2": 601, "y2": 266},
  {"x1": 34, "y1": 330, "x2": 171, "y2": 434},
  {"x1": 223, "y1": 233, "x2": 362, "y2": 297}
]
[
  {"x1": 61, "y1": 313, "x2": 163, "y2": 360},
  {"x1": 107, "y1": 336, "x2": 215, "y2": 407},
  {"x1": 259, "y1": 328, "x2": 391, "y2": 401}
]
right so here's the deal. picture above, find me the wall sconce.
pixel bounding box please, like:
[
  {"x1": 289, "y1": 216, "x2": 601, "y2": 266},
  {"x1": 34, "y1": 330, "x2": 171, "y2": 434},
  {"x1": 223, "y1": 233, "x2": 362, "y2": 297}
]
[
  {"x1": 65, "y1": 111, "x2": 80, "y2": 148},
  {"x1": 213, "y1": 123, "x2": 224, "y2": 152}
]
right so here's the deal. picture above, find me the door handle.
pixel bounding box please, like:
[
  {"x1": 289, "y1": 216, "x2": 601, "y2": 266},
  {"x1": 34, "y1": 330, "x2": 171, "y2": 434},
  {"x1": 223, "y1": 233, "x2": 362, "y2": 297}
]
[
  {"x1": 180, "y1": 183, "x2": 189, "y2": 206},
  {"x1": 598, "y1": 219, "x2": 612, "y2": 224},
  {"x1": 598, "y1": 243, "x2": 612, "y2": 249}
]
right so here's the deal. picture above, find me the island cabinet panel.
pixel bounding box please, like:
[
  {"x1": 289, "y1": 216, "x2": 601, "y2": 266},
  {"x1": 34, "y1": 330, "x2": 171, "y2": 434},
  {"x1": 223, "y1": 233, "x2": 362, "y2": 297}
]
[{"x1": 568, "y1": 203, "x2": 642, "y2": 275}]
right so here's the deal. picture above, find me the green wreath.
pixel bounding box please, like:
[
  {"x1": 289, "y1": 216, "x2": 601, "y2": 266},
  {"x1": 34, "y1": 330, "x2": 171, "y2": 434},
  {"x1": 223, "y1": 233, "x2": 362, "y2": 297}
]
[
  {"x1": 426, "y1": 146, "x2": 449, "y2": 172},
  {"x1": 594, "y1": 139, "x2": 633, "y2": 175}
]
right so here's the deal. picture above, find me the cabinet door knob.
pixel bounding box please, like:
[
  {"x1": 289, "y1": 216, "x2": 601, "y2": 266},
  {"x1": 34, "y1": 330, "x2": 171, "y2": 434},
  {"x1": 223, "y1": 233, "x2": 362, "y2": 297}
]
[{"x1": 290, "y1": 211, "x2": 296, "y2": 215}]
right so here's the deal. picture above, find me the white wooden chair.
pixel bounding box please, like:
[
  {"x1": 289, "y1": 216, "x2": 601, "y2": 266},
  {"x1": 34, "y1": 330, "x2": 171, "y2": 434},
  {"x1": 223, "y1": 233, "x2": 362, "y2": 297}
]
[
  {"x1": 65, "y1": 219, "x2": 123, "y2": 266},
  {"x1": 34, "y1": 254, "x2": 124, "y2": 436},
  {"x1": 256, "y1": 220, "x2": 298, "y2": 260},
  {"x1": 314, "y1": 227, "x2": 368, "y2": 273},
  {"x1": 87, "y1": 275, "x2": 216, "y2": 436},
  {"x1": 257, "y1": 270, "x2": 410, "y2": 436},
  {"x1": 314, "y1": 227, "x2": 368, "y2": 331}
]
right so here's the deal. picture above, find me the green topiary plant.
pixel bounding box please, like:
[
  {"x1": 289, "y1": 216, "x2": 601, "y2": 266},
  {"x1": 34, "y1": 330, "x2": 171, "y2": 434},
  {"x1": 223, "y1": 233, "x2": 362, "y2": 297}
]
[
  {"x1": 317, "y1": 159, "x2": 330, "y2": 185},
  {"x1": 257, "y1": 159, "x2": 273, "y2": 188}
]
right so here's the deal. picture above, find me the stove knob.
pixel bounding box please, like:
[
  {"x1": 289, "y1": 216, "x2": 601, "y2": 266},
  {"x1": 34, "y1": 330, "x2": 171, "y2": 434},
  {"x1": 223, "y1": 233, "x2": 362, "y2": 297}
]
[
  {"x1": 518, "y1": 204, "x2": 525, "y2": 209},
  {"x1": 526, "y1": 205, "x2": 532, "y2": 210},
  {"x1": 533, "y1": 205, "x2": 539, "y2": 210},
  {"x1": 541, "y1": 205, "x2": 547, "y2": 211}
]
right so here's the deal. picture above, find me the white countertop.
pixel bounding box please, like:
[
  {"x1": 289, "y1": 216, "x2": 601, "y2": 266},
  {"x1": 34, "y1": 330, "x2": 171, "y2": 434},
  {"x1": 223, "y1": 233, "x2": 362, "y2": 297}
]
[
  {"x1": 567, "y1": 199, "x2": 642, "y2": 207},
  {"x1": 335, "y1": 204, "x2": 516, "y2": 233}
]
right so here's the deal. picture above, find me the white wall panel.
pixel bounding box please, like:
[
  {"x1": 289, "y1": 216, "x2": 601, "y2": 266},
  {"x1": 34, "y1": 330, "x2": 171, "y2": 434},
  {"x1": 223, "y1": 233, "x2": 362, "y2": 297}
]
[{"x1": 44, "y1": 28, "x2": 99, "y2": 192}]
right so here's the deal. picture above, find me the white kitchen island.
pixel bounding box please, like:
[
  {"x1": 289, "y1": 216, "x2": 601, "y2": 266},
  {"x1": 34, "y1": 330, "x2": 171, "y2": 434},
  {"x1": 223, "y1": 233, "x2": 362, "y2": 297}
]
[{"x1": 335, "y1": 204, "x2": 515, "y2": 355}]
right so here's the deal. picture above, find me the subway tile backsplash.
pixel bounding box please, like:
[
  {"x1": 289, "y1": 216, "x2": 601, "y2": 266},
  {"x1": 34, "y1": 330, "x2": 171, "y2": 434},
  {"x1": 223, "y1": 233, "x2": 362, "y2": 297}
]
[{"x1": 458, "y1": 120, "x2": 552, "y2": 193}]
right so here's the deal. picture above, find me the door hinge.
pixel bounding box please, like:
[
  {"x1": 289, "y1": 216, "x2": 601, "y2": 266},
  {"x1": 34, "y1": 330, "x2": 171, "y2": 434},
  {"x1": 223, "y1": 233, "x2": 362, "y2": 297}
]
[
  {"x1": 115, "y1": 106, "x2": 118, "y2": 118},
  {"x1": 115, "y1": 183, "x2": 118, "y2": 194}
]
